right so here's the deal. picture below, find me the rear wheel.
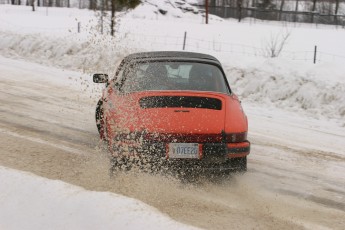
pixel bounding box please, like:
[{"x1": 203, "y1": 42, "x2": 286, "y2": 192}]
[
  {"x1": 217, "y1": 157, "x2": 247, "y2": 177},
  {"x1": 233, "y1": 156, "x2": 247, "y2": 173},
  {"x1": 95, "y1": 100, "x2": 106, "y2": 141}
]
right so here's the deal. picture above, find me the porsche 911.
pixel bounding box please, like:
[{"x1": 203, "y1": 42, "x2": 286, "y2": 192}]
[{"x1": 93, "y1": 51, "x2": 250, "y2": 176}]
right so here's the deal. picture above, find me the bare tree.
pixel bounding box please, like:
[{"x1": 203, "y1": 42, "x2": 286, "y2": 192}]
[
  {"x1": 263, "y1": 30, "x2": 291, "y2": 58},
  {"x1": 31, "y1": 0, "x2": 35, "y2": 11}
]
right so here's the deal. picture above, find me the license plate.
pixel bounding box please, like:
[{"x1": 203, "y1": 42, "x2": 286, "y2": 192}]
[{"x1": 168, "y1": 143, "x2": 200, "y2": 159}]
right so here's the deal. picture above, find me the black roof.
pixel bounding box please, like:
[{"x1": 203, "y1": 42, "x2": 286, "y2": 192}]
[{"x1": 123, "y1": 51, "x2": 221, "y2": 64}]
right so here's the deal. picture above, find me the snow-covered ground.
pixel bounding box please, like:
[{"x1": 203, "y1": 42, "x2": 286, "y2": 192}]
[
  {"x1": 0, "y1": 166, "x2": 198, "y2": 230},
  {"x1": 0, "y1": 2, "x2": 345, "y2": 230}
]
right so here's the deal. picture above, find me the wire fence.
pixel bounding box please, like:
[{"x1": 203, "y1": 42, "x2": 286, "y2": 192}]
[
  {"x1": 200, "y1": 5, "x2": 345, "y2": 27},
  {"x1": 119, "y1": 31, "x2": 345, "y2": 64}
]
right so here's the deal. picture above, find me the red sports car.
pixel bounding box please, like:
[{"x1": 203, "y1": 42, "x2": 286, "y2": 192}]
[{"x1": 94, "y1": 51, "x2": 250, "y2": 175}]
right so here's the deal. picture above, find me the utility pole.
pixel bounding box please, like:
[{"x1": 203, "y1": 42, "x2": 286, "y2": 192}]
[{"x1": 205, "y1": 0, "x2": 208, "y2": 24}]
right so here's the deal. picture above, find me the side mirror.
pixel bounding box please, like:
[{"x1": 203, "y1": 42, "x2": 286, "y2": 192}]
[{"x1": 93, "y1": 73, "x2": 109, "y2": 83}]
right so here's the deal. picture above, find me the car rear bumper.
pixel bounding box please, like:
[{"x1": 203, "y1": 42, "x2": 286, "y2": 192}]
[
  {"x1": 226, "y1": 141, "x2": 251, "y2": 158},
  {"x1": 199, "y1": 141, "x2": 250, "y2": 160},
  {"x1": 109, "y1": 138, "x2": 250, "y2": 161},
  {"x1": 108, "y1": 138, "x2": 250, "y2": 174}
]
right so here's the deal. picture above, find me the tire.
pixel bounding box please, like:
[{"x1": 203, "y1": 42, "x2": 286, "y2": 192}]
[
  {"x1": 233, "y1": 156, "x2": 247, "y2": 173},
  {"x1": 95, "y1": 99, "x2": 106, "y2": 141}
]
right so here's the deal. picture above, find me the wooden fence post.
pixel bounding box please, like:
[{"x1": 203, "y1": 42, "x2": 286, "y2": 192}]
[{"x1": 183, "y1": 31, "x2": 187, "y2": 50}]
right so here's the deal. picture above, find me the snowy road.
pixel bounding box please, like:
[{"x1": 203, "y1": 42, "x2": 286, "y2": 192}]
[{"x1": 0, "y1": 56, "x2": 344, "y2": 230}]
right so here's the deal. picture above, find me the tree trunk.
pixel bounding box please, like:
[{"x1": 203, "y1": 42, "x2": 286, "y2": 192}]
[
  {"x1": 335, "y1": 0, "x2": 339, "y2": 15},
  {"x1": 205, "y1": 0, "x2": 209, "y2": 24},
  {"x1": 311, "y1": 0, "x2": 316, "y2": 12},
  {"x1": 334, "y1": 0, "x2": 339, "y2": 24},
  {"x1": 89, "y1": 0, "x2": 97, "y2": 10},
  {"x1": 294, "y1": 0, "x2": 299, "y2": 22},
  {"x1": 237, "y1": 0, "x2": 242, "y2": 22},
  {"x1": 279, "y1": 0, "x2": 285, "y2": 21},
  {"x1": 101, "y1": 0, "x2": 104, "y2": 34},
  {"x1": 32, "y1": 0, "x2": 35, "y2": 11},
  {"x1": 311, "y1": 0, "x2": 316, "y2": 23},
  {"x1": 111, "y1": 0, "x2": 115, "y2": 36}
]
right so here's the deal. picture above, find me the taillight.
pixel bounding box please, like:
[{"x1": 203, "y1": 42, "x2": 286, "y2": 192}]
[
  {"x1": 225, "y1": 132, "x2": 247, "y2": 143},
  {"x1": 107, "y1": 87, "x2": 113, "y2": 95}
]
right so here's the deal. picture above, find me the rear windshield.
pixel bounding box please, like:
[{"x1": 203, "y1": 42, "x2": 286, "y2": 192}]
[{"x1": 117, "y1": 61, "x2": 230, "y2": 94}]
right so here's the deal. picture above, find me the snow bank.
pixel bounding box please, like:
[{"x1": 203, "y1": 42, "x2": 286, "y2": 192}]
[
  {"x1": 0, "y1": 31, "x2": 138, "y2": 75},
  {"x1": 124, "y1": 0, "x2": 213, "y2": 20},
  {"x1": 224, "y1": 60, "x2": 345, "y2": 122},
  {"x1": 0, "y1": 166, "x2": 198, "y2": 230}
]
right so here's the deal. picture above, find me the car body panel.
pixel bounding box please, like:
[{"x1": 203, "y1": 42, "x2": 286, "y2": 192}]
[{"x1": 104, "y1": 91, "x2": 228, "y2": 134}]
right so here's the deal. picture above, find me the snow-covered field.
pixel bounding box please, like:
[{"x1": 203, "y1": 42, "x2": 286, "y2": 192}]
[{"x1": 0, "y1": 1, "x2": 345, "y2": 229}]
